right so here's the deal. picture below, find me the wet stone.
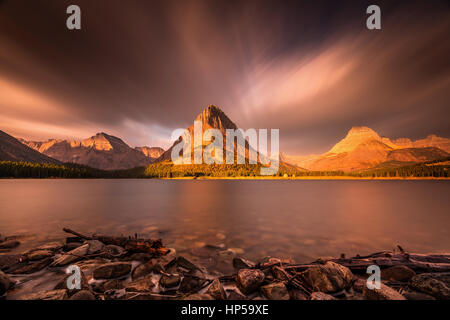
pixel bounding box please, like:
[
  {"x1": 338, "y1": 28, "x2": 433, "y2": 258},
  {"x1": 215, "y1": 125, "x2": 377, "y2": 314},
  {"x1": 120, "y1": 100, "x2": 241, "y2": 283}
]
[
  {"x1": 382, "y1": 265, "x2": 416, "y2": 282},
  {"x1": 131, "y1": 262, "x2": 154, "y2": 280},
  {"x1": 159, "y1": 274, "x2": 181, "y2": 289},
  {"x1": 226, "y1": 289, "x2": 247, "y2": 300},
  {"x1": 301, "y1": 261, "x2": 353, "y2": 293},
  {"x1": 0, "y1": 270, "x2": 14, "y2": 295},
  {"x1": 236, "y1": 269, "x2": 265, "y2": 295},
  {"x1": 93, "y1": 262, "x2": 132, "y2": 279},
  {"x1": 86, "y1": 240, "x2": 105, "y2": 255},
  {"x1": 409, "y1": 273, "x2": 450, "y2": 300},
  {"x1": 125, "y1": 275, "x2": 155, "y2": 292},
  {"x1": 363, "y1": 283, "x2": 406, "y2": 300},
  {"x1": 206, "y1": 278, "x2": 226, "y2": 300},
  {"x1": 0, "y1": 240, "x2": 20, "y2": 249},
  {"x1": 260, "y1": 282, "x2": 290, "y2": 300},
  {"x1": 178, "y1": 275, "x2": 207, "y2": 293},
  {"x1": 19, "y1": 289, "x2": 68, "y2": 300},
  {"x1": 310, "y1": 292, "x2": 337, "y2": 300},
  {"x1": 102, "y1": 279, "x2": 125, "y2": 292},
  {"x1": 69, "y1": 290, "x2": 96, "y2": 300}
]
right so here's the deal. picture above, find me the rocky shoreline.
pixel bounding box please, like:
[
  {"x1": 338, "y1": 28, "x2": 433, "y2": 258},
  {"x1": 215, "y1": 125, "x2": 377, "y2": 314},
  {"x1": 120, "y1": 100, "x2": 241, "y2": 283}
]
[{"x1": 1, "y1": 229, "x2": 449, "y2": 300}]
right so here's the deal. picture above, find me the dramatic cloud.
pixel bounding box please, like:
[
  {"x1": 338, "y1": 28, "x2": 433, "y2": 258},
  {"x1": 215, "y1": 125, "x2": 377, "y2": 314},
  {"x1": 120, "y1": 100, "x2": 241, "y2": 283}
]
[{"x1": 0, "y1": 0, "x2": 449, "y2": 153}]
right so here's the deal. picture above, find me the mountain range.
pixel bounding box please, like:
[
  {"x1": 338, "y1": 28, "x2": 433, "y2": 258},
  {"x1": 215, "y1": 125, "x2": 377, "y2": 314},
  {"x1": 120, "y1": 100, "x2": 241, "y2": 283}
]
[
  {"x1": 17, "y1": 133, "x2": 163, "y2": 170},
  {"x1": 1, "y1": 105, "x2": 449, "y2": 172},
  {"x1": 285, "y1": 126, "x2": 449, "y2": 172}
]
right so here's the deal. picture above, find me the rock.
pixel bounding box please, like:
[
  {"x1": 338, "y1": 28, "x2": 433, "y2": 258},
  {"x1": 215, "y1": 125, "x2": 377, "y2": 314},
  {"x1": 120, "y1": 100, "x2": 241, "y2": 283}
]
[
  {"x1": 86, "y1": 240, "x2": 104, "y2": 255},
  {"x1": 54, "y1": 270, "x2": 90, "y2": 296},
  {"x1": 8, "y1": 257, "x2": 53, "y2": 274},
  {"x1": 409, "y1": 273, "x2": 450, "y2": 300},
  {"x1": 0, "y1": 240, "x2": 20, "y2": 249},
  {"x1": 0, "y1": 270, "x2": 14, "y2": 295},
  {"x1": 382, "y1": 265, "x2": 416, "y2": 282},
  {"x1": 102, "y1": 245, "x2": 126, "y2": 258},
  {"x1": 102, "y1": 279, "x2": 125, "y2": 292},
  {"x1": 226, "y1": 289, "x2": 247, "y2": 300},
  {"x1": 0, "y1": 254, "x2": 22, "y2": 270},
  {"x1": 353, "y1": 278, "x2": 366, "y2": 293},
  {"x1": 183, "y1": 293, "x2": 214, "y2": 300},
  {"x1": 63, "y1": 242, "x2": 83, "y2": 251},
  {"x1": 176, "y1": 256, "x2": 199, "y2": 272},
  {"x1": 207, "y1": 279, "x2": 226, "y2": 300},
  {"x1": 93, "y1": 262, "x2": 132, "y2": 279},
  {"x1": 132, "y1": 262, "x2": 154, "y2": 280},
  {"x1": 233, "y1": 257, "x2": 256, "y2": 270},
  {"x1": 51, "y1": 243, "x2": 89, "y2": 267},
  {"x1": 27, "y1": 250, "x2": 53, "y2": 261},
  {"x1": 363, "y1": 283, "x2": 406, "y2": 300},
  {"x1": 236, "y1": 269, "x2": 265, "y2": 295},
  {"x1": 69, "y1": 290, "x2": 96, "y2": 300},
  {"x1": 403, "y1": 290, "x2": 436, "y2": 300},
  {"x1": 310, "y1": 292, "x2": 337, "y2": 300},
  {"x1": 289, "y1": 289, "x2": 308, "y2": 300},
  {"x1": 129, "y1": 253, "x2": 152, "y2": 262},
  {"x1": 19, "y1": 289, "x2": 68, "y2": 300},
  {"x1": 301, "y1": 261, "x2": 353, "y2": 293},
  {"x1": 260, "y1": 282, "x2": 290, "y2": 300},
  {"x1": 159, "y1": 274, "x2": 181, "y2": 288},
  {"x1": 125, "y1": 275, "x2": 155, "y2": 292},
  {"x1": 179, "y1": 275, "x2": 207, "y2": 293}
]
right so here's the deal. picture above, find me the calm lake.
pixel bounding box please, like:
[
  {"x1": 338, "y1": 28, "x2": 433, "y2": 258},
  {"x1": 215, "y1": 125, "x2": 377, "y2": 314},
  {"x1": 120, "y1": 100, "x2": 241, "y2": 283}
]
[{"x1": 1, "y1": 179, "x2": 449, "y2": 267}]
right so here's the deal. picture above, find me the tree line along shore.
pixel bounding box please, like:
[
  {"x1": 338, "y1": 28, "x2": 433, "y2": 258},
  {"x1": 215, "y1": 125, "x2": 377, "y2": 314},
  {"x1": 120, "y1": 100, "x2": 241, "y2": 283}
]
[{"x1": 0, "y1": 158, "x2": 449, "y2": 179}]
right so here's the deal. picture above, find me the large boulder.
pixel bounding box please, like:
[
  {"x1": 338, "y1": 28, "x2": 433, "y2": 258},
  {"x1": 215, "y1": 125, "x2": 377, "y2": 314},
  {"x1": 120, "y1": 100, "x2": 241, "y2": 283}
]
[
  {"x1": 93, "y1": 262, "x2": 132, "y2": 279},
  {"x1": 236, "y1": 269, "x2": 265, "y2": 294},
  {"x1": 382, "y1": 265, "x2": 416, "y2": 282},
  {"x1": 260, "y1": 282, "x2": 290, "y2": 300},
  {"x1": 363, "y1": 283, "x2": 406, "y2": 300},
  {"x1": 86, "y1": 240, "x2": 104, "y2": 255},
  {"x1": 409, "y1": 273, "x2": 450, "y2": 300},
  {"x1": 301, "y1": 261, "x2": 353, "y2": 293}
]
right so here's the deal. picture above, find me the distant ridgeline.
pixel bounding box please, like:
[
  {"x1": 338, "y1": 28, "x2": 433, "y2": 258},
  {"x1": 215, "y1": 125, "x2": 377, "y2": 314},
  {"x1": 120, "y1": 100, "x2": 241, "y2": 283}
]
[{"x1": 1, "y1": 158, "x2": 448, "y2": 178}]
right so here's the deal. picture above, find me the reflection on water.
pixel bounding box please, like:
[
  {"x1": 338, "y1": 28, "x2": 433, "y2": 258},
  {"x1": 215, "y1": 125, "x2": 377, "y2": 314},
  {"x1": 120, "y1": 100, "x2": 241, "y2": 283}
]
[{"x1": 0, "y1": 179, "x2": 449, "y2": 263}]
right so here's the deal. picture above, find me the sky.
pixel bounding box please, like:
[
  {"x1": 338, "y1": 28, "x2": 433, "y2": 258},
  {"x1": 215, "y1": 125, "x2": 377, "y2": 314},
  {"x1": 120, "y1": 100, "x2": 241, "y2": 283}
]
[{"x1": 0, "y1": 0, "x2": 449, "y2": 155}]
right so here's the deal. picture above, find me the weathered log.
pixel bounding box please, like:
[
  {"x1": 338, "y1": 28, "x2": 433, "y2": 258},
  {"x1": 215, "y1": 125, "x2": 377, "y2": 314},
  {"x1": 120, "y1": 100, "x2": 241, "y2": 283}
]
[{"x1": 62, "y1": 228, "x2": 167, "y2": 256}]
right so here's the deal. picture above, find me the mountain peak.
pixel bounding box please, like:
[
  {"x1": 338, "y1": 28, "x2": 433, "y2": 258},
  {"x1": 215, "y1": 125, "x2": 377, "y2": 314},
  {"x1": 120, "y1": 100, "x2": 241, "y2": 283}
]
[
  {"x1": 194, "y1": 104, "x2": 237, "y2": 132},
  {"x1": 329, "y1": 126, "x2": 383, "y2": 154},
  {"x1": 82, "y1": 132, "x2": 128, "y2": 151}
]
